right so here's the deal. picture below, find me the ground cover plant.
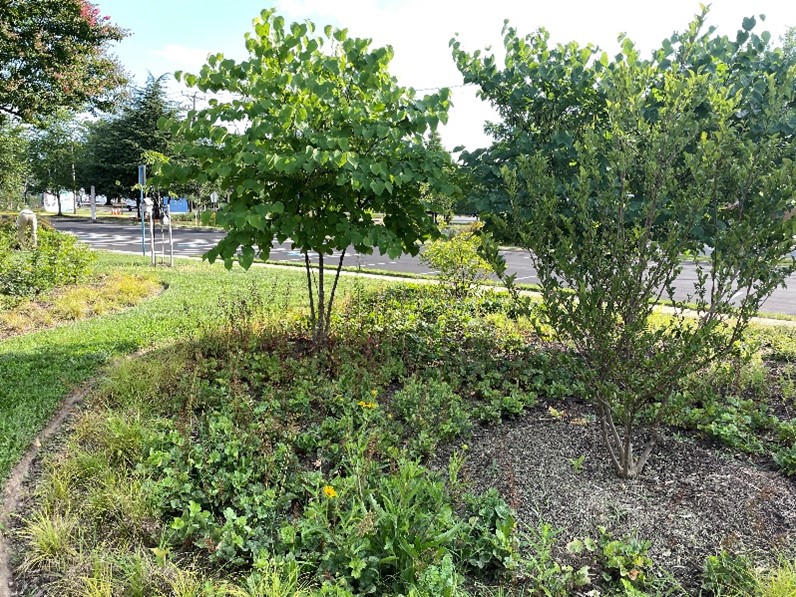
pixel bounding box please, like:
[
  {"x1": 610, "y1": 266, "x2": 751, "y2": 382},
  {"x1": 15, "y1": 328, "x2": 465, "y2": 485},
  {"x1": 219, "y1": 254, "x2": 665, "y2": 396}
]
[
  {"x1": 0, "y1": 272, "x2": 162, "y2": 339},
  {"x1": 0, "y1": 216, "x2": 161, "y2": 338},
  {"x1": 0, "y1": 251, "x2": 317, "y2": 481},
  {"x1": 10, "y1": 284, "x2": 584, "y2": 595},
  {"x1": 10, "y1": 275, "x2": 796, "y2": 596}
]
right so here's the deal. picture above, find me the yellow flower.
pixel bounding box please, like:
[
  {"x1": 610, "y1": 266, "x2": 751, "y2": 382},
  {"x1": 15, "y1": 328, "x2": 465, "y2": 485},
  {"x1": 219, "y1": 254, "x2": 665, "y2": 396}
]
[
  {"x1": 323, "y1": 485, "x2": 337, "y2": 499},
  {"x1": 357, "y1": 400, "x2": 377, "y2": 409},
  {"x1": 370, "y1": 388, "x2": 378, "y2": 397}
]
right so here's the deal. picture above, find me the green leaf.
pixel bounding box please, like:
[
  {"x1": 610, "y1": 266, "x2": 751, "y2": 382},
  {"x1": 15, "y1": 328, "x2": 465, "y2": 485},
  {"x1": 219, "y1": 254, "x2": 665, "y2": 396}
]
[
  {"x1": 370, "y1": 181, "x2": 386, "y2": 195},
  {"x1": 246, "y1": 214, "x2": 265, "y2": 230},
  {"x1": 239, "y1": 246, "x2": 255, "y2": 269}
]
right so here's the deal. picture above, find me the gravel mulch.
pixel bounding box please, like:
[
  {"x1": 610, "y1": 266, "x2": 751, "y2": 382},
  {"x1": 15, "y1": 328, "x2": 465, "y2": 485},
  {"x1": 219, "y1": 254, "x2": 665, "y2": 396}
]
[{"x1": 453, "y1": 398, "x2": 796, "y2": 592}]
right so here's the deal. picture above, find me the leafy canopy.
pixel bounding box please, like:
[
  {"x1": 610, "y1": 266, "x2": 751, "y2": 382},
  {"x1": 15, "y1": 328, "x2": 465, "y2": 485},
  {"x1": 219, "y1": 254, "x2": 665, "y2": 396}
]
[
  {"x1": 27, "y1": 110, "x2": 84, "y2": 203},
  {"x1": 456, "y1": 9, "x2": 796, "y2": 478},
  {"x1": 159, "y1": 9, "x2": 454, "y2": 271},
  {"x1": 0, "y1": 0, "x2": 127, "y2": 122}
]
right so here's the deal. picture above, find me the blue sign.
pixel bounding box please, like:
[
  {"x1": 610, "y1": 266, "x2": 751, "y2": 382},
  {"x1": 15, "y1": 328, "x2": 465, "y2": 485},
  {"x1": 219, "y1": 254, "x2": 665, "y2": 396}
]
[{"x1": 164, "y1": 197, "x2": 189, "y2": 213}]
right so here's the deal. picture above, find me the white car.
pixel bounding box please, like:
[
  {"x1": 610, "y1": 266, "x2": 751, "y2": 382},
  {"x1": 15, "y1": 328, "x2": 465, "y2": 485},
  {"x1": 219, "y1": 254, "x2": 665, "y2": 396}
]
[{"x1": 125, "y1": 199, "x2": 138, "y2": 211}]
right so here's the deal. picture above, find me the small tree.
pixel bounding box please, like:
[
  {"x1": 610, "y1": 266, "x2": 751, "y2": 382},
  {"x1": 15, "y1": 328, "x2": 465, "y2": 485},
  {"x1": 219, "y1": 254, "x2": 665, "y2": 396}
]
[
  {"x1": 421, "y1": 223, "x2": 492, "y2": 299},
  {"x1": 158, "y1": 10, "x2": 454, "y2": 343},
  {"x1": 456, "y1": 11, "x2": 796, "y2": 478}
]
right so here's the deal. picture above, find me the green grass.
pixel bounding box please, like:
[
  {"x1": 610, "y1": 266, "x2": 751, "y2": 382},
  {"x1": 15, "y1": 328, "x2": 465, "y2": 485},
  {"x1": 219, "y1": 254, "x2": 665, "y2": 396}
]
[{"x1": 0, "y1": 252, "x2": 331, "y2": 480}]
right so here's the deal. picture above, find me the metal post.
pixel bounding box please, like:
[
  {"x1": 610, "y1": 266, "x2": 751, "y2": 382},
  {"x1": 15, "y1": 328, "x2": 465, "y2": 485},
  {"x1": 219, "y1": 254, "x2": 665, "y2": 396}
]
[
  {"x1": 150, "y1": 209, "x2": 156, "y2": 266},
  {"x1": 138, "y1": 165, "x2": 147, "y2": 256},
  {"x1": 168, "y1": 207, "x2": 174, "y2": 267},
  {"x1": 90, "y1": 186, "x2": 96, "y2": 222}
]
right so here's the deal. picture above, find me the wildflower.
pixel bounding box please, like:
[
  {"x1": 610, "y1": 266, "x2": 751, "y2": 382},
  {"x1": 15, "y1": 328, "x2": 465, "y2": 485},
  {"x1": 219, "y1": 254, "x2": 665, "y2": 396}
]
[
  {"x1": 323, "y1": 485, "x2": 337, "y2": 499},
  {"x1": 370, "y1": 388, "x2": 378, "y2": 397},
  {"x1": 357, "y1": 400, "x2": 377, "y2": 409}
]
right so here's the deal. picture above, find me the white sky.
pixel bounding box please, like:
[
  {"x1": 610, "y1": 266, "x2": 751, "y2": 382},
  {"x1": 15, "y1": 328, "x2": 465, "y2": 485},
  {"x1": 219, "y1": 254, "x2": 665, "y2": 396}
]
[{"x1": 95, "y1": 0, "x2": 796, "y2": 152}]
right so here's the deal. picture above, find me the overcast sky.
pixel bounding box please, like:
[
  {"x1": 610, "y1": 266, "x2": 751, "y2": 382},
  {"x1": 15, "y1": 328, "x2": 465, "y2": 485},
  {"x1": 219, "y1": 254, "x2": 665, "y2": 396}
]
[{"x1": 93, "y1": 0, "x2": 796, "y2": 152}]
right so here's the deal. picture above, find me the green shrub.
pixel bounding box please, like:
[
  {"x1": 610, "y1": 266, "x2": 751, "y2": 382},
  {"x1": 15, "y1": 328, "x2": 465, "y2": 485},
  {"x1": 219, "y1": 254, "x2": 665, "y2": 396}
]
[
  {"x1": 420, "y1": 223, "x2": 492, "y2": 299},
  {"x1": 0, "y1": 221, "x2": 95, "y2": 297}
]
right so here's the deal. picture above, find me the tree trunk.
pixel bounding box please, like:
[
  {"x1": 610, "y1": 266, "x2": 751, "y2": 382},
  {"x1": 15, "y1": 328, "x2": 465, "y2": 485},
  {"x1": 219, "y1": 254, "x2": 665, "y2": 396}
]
[
  {"x1": 324, "y1": 249, "x2": 347, "y2": 338},
  {"x1": 316, "y1": 253, "x2": 325, "y2": 344},
  {"x1": 304, "y1": 251, "x2": 316, "y2": 335},
  {"x1": 597, "y1": 402, "x2": 658, "y2": 479}
]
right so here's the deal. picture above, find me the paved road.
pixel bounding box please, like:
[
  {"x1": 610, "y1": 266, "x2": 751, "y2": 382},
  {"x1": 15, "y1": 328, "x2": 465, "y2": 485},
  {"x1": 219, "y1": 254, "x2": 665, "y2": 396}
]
[{"x1": 51, "y1": 219, "x2": 796, "y2": 315}]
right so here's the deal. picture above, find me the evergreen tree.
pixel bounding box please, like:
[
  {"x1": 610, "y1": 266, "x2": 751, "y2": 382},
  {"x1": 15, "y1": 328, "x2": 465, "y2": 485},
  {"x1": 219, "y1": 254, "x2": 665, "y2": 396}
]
[{"x1": 79, "y1": 75, "x2": 178, "y2": 203}]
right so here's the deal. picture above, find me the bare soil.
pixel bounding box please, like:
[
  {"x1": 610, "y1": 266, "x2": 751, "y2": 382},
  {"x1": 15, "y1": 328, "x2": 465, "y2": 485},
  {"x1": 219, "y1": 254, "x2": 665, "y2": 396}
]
[{"x1": 448, "y1": 397, "x2": 796, "y2": 592}]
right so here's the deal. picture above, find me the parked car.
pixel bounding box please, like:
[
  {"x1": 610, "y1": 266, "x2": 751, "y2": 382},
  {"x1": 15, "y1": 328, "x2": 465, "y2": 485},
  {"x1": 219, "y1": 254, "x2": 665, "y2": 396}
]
[{"x1": 125, "y1": 198, "x2": 137, "y2": 211}]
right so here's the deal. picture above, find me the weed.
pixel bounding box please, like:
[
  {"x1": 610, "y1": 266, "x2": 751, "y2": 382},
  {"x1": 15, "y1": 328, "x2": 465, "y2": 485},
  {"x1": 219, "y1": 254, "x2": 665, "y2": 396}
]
[
  {"x1": 702, "y1": 551, "x2": 757, "y2": 596},
  {"x1": 570, "y1": 455, "x2": 586, "y2": 474},
  {"x1": 755, "y1": 559, "x2": 796, "y2": 597}
]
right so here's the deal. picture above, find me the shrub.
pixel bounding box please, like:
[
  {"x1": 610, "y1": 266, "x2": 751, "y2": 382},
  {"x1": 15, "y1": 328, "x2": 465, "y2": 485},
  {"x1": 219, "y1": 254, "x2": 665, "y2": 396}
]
[
  {"x1": 420, "y1": 223, "x2": 492, "y2": 299},
  {"x1": 469, "y1": 19, "x2": 796, "y2": 477},
  {"x1": 0, "y1": 220, "x2": 95, "y2": 297}
]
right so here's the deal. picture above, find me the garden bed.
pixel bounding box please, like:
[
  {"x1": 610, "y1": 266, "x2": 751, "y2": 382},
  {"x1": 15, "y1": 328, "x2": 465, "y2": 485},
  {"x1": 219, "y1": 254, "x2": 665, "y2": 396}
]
[{"x1": 5, "y1": 283, "x2": 796, "y2": 595}]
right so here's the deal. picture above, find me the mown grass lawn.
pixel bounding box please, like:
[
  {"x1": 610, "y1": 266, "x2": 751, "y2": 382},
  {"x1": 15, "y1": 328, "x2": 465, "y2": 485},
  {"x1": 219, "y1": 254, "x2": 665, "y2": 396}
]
[{"x1": 0, "y1": 252, "x2": 346, "y2": 480}]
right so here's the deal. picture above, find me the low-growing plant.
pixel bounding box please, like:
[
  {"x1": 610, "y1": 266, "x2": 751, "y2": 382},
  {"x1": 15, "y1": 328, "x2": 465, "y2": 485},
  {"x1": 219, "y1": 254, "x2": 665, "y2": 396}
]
[
  {"x1": 17, "y1": 509, "x2": 79, "y2": 575},
  {"x1": 459, "y1": 489, "x2": 519, "y2": 573},
  {"x1": 598, "y1": 529, "x2": 652, "y2": 587},
  {"x1": 0, "y1": 221, "x2": 95, "y2": 297},
  {"x1": 702, "y1": 551, "x2": 757, "y2": 596},
  {"x1": 755, "y1": 558, "x2": 796, "y2": 597},
  {"x1": 773, "y1": 444, "x2": 796, "y2": 476},
  {"x1": 391, "y1": 376, "x2": 471, "y2": 456}
]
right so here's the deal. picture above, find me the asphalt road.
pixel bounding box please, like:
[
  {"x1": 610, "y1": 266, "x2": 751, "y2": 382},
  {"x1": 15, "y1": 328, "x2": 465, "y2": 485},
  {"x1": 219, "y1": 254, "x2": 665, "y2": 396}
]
[{"x1": 51, "y1": 218, "x2": 796, "y2": 315}]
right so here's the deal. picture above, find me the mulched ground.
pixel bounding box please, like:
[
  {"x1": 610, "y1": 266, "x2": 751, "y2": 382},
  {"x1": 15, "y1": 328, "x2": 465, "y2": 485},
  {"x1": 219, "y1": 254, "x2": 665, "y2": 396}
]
[{"x1": 448, "y1": 397, "x2": 796, "y2": 592}]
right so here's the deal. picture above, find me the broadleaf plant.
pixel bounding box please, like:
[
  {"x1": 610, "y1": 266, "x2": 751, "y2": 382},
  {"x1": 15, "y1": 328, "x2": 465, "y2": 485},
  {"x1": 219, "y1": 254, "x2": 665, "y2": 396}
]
[
  {"x1": 158, "y1": 10, "x2": 453, "y2": 343},
  {"x1": 456, "y1": 8, "x2": 796, "y2": 478}
]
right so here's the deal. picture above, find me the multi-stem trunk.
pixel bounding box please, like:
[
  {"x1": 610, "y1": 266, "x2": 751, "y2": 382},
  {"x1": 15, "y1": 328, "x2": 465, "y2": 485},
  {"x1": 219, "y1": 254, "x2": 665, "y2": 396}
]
[
  {"x1": 303, "y1": 249, "x2": 347, "y2": 345},
  {"x1": 597, "y1": 401, "x2": 658, "y2": 479}
]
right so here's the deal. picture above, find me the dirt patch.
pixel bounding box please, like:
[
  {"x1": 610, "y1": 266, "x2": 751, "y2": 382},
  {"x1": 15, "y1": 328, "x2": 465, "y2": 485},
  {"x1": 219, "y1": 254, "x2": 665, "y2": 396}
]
[
  {"x1": 0, "y1": 386, "x2": 90, "y2": 597},
  {"x1": 451, "y1": 398, "x2": 796, "y2": 591}
]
